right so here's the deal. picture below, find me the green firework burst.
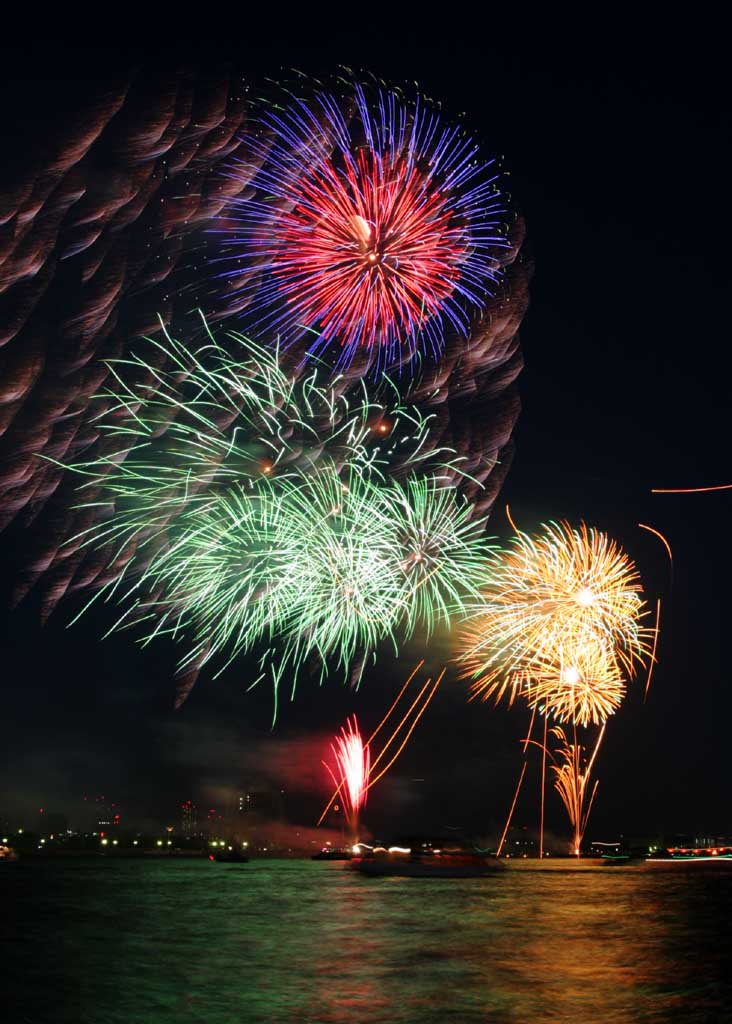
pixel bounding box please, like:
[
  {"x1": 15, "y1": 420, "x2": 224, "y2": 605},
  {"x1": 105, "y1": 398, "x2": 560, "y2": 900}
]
[{"x1": 60, "y1": 319, "x2": 495, "y2": 712}]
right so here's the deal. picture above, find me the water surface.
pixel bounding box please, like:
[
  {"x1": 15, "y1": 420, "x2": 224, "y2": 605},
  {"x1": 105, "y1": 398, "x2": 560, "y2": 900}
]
[{"x1": 4, "y1": 858, "x2": 731, "y2": 1022}]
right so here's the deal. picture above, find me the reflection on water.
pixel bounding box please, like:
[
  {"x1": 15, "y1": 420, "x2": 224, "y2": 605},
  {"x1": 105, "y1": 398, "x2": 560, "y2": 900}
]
[{"x1": 4, "y1": 859, "x2": 732, "y2": 1023}]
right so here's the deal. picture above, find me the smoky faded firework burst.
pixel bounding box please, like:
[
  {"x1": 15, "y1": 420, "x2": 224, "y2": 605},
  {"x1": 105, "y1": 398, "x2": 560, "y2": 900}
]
[{"x1": 220, "y1": 80, "x2": 508, "y2": 367}]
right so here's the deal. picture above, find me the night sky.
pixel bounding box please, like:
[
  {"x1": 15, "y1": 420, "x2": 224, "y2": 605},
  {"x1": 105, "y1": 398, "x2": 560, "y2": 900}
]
[{"x1": 2, "y1": 25, "x2": 730, "y2": 843}]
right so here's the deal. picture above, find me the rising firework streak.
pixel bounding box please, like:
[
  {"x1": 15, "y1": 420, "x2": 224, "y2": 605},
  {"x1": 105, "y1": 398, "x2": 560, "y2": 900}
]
[
  {"x1": 547, "y1": 726, "x2": 604, "y2": 857},
  {"x1": 323, "y1": 717, "x2": 370, "y2": 838}
]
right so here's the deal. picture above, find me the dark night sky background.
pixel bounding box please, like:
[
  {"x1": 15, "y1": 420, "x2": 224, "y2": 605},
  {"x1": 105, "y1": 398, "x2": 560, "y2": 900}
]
[{"x1": 1, "y1": 23, "x2": 730, "y2": 843}]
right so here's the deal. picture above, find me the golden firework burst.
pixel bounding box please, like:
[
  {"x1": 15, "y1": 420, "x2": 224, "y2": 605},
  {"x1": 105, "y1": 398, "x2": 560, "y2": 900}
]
[{"x1": 459, "y1": 521, "x2": 654, "y2": 725}]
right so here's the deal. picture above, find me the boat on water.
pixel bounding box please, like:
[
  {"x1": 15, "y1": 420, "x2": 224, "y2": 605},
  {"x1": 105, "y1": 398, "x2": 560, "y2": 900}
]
[
  {"x1": 601, "y1": 853, "x2": 646, "y2": 866},
  {"x1": 311, "y1": 848, "x2": 353, "y2": 861},
  {"x1": 211, "y1": 850, "x2": 249, "y2": 864},
  {"x1": 350, "y1": 840, "x2": 504, "y2": 878},
  {"x1": 646, "y1": 851, "x2": 732, "y2": 866},
  {"x1": 0, "y1": 844, "x2": 19, "y2": 864}
]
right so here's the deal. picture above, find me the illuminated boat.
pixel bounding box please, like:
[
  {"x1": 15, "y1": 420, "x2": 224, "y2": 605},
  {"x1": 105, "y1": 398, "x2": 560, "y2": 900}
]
[
  {"x1": 647, "y1": 846, "x2": 732, "y2": 865},
  {"x1": 601, "y1": 853, "x2": 645, "y2": 866},
  {"x1": 350, "y1": 841, "x2": 504, "y2": 878},
  {"x1": 0, "y1": 844, "x2": 19, "y2": 863},
  {"x1": 311, "y1": 848, "x2": 353, "y2": 861}
]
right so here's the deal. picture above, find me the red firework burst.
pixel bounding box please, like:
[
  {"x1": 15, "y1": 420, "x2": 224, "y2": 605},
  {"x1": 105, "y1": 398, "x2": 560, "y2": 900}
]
[
  {"x1": 224, "y1": 82, "x2": 506, "y2": 366},
  {"x1": 270, "y1": 149, "x2": 465, "y2": 353}
]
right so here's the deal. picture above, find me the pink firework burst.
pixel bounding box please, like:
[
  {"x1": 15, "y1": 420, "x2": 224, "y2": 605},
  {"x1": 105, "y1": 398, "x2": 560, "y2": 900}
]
[{"x1": 324, "y1": 716, "x2": 370, "y2": 832}]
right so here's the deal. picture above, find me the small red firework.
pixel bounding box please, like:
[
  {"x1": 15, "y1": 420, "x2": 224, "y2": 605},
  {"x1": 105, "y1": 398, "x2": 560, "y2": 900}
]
[
  {"x1": 319, "y1": 662, "x2": 443, "y2": 834},
  {"x1": 323, "y1": 716, "x2": 370, "y2": 832}
]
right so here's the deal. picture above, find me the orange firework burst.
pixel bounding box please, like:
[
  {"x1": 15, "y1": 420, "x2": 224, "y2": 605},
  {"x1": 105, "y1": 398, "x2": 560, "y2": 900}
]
[{"x1": 459, "y1": 521, "x2": 654, "y2": 725}]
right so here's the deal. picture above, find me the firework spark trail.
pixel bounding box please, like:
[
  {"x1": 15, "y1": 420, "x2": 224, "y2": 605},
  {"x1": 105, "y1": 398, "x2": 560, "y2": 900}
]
[
  {"x1": 459, "y1": 520, "x2": 654, "y2": 726},
  {"x1": 638, "y1": 522, "x2": 673, "y2": 568},
  {"x1": 496, "y1": 762, "x2": 528, "y2": 858},
  {"x1": 364, "y1": 660, "x2": 425, "y2": 748},
  {"x1": 636, "y1": 523, "x2": 671, "y2": 702},
  {"x1": 495, "y1": 705, "x2": 540, "y2": 858},
  {"x1": 644, "y1": 599, "x2": 662, "y2": 701},
  {"x1": 549, "y1": 725, "x2": 605, "y2": 857},
  {"x1": 219, "y1": 79, "x2": 508, "y2": 368},
  {"x1": 652, "y1": 483, "x2": 732, "y2": 494},
  {"x1": 60, "y1": 325, "x2": 494, "y2": 708},
  {"x1": 539, "y1": 714, "x2": 548, "y2": 858},
  {"x1": 366, "y1": 670, "x2": 444, "y2": 792}
]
